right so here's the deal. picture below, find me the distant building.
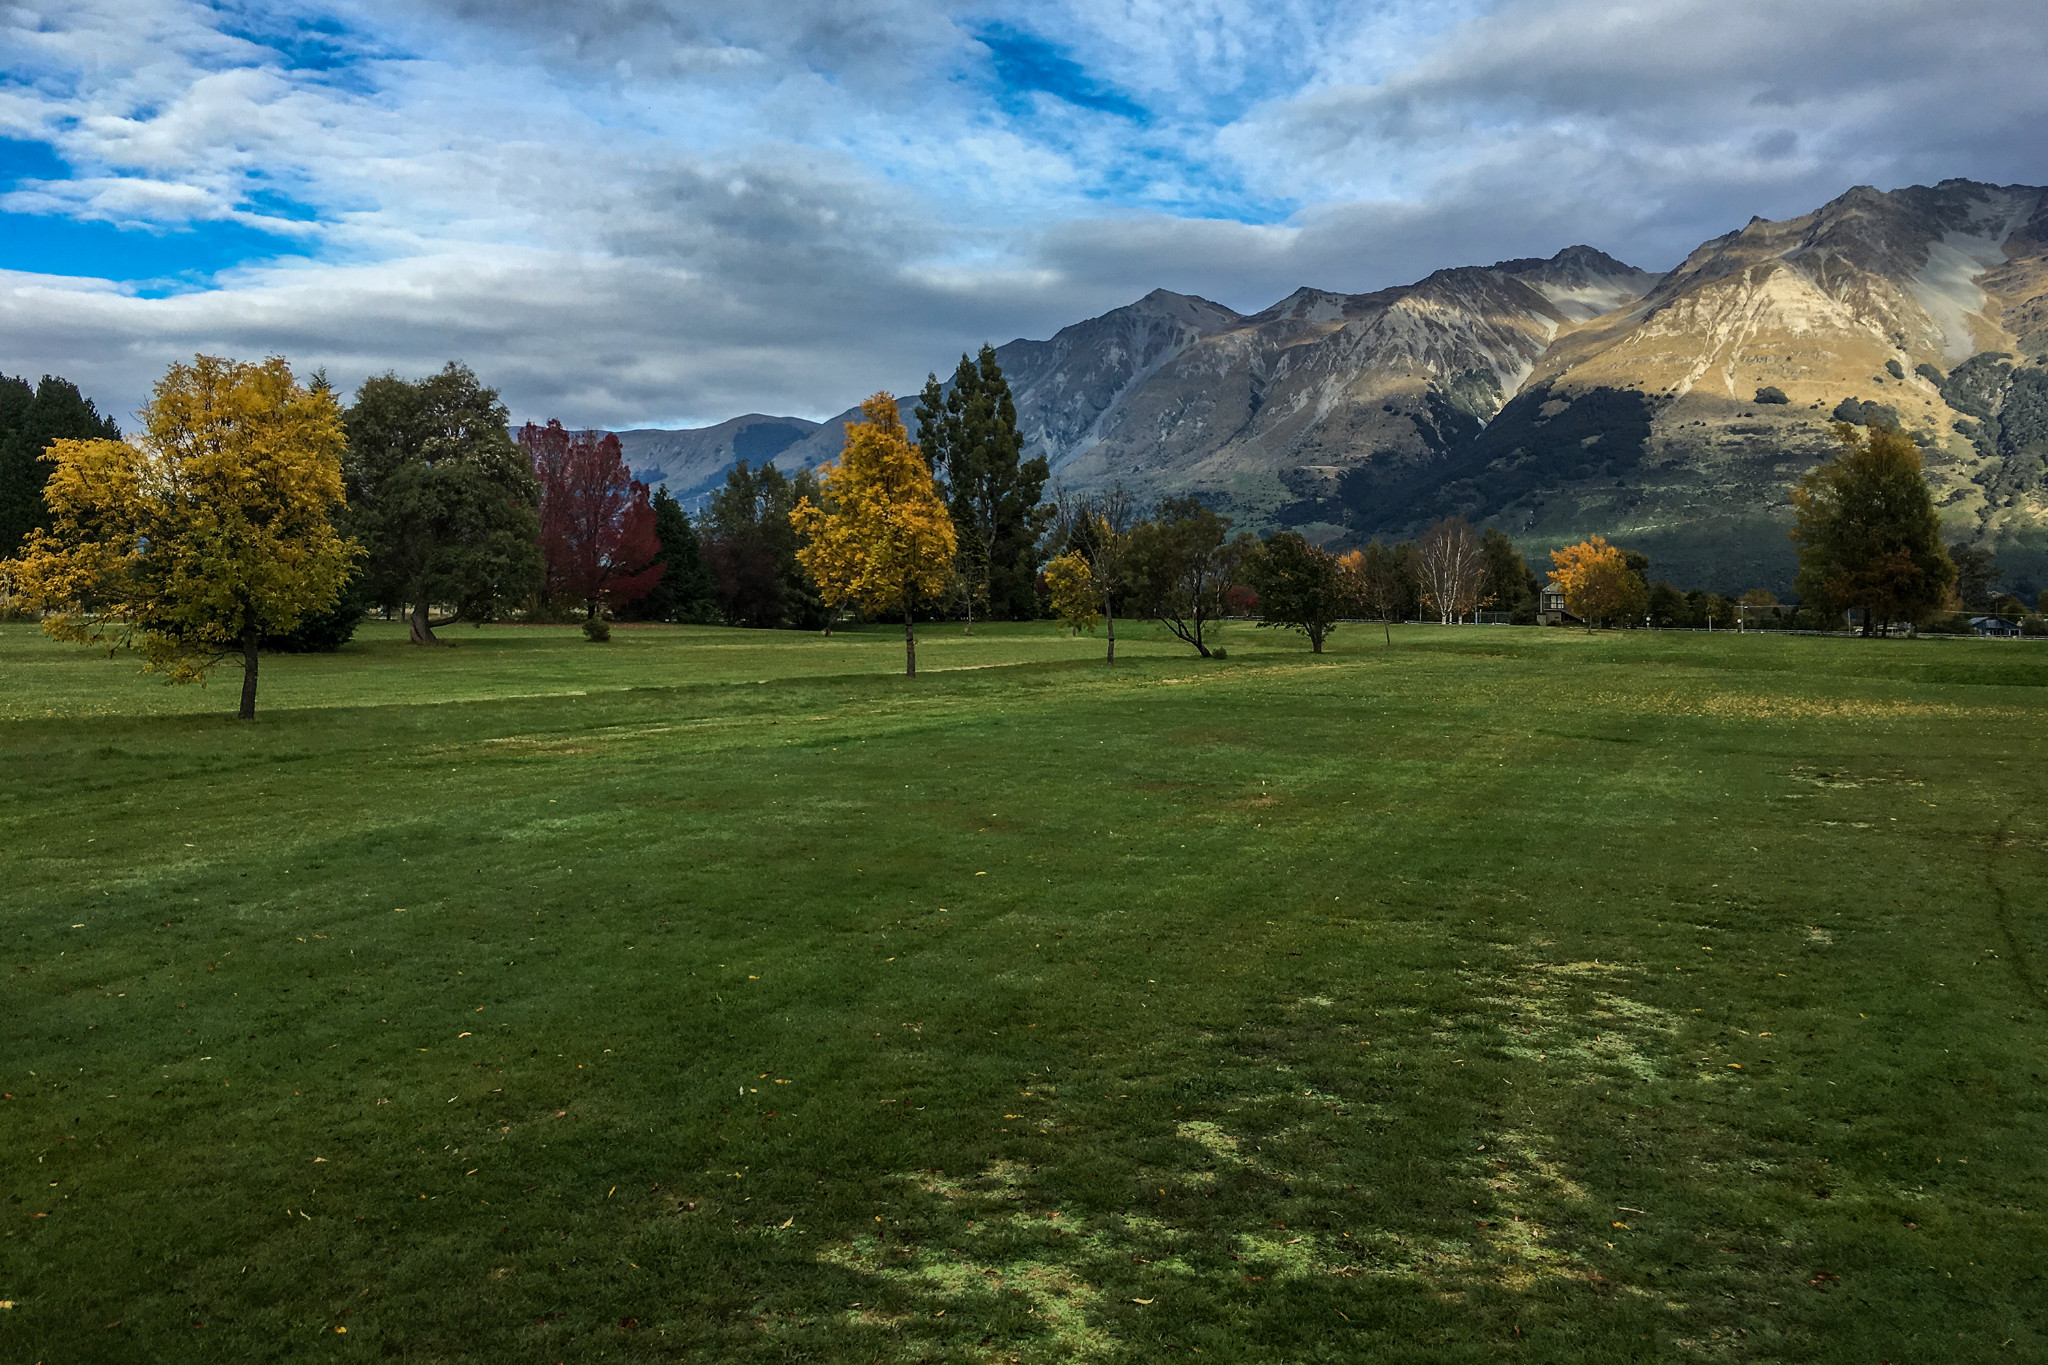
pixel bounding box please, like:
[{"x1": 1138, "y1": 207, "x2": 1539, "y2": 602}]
[
  {"x1": 1970, "y1": 615, "x2": 2022, "y2": 638},
  {"x1": 1537, "y1": 578, "x2": 1582, "y2": 627}
]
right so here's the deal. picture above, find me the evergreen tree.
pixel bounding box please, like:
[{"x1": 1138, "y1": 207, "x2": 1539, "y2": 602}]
[
  {"x1": 624, "y1": 487, "x2": 717, "y2": 622},
  {"x1": 1478, "y1": 528, "x2": 1536, "y2": 618},
  {"x1": 0, "y1": 374, "x2": 122, "y2": 559},
  {"x1": 702, "y1": 460, "x2": 827, "y2": 628},
  {"x1": 914, "y1": 345, "x2": 1050, "y2": 626}
]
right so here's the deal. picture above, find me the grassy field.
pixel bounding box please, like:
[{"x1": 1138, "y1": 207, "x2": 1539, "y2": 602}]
[{"x1": 3, "y1": 618, "x2": 2045, "y2": 1363}]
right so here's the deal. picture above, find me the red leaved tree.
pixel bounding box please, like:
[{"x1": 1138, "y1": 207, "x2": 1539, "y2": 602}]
[{"x1": 518, "y1": 420, "x2": 663, "y2": 617}]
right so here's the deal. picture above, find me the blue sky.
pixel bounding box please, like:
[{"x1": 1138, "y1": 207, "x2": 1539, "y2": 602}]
[{"x1": 2, "y1": 0, "x2": 2044, "y2": 427}]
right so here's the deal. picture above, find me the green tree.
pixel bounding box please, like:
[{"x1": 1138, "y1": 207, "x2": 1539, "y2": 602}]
[
  {"x1": 0, "y1": 373, "x2": 122, "y2": 559},
  {"x1": 914, "y1": 346, "x2": 1051, "y2": 628},
  {"x1": 344, "y1": 363, "x2": 542, "y2": 644},
  {"x1": 1245, "y1": 531, "x2": 1347, "y2": 653},
  {"x1": 703, "y1": 460, "x2": 827, "y2": 629},
  {"x1": 1792, "y1": 423, "x2": 1956, "y2": 636},
  {"x1": 1478, "y1": 528, "x2": 1536, "y2": 620},
  {"x1": 1126, "y1": 497, "x2": 1251, "y2": 658},
  {"x1": 1647, "y1": 580, "x2": 1688, "y2": 627},
  {"x1": 623, "y1": 487, "x2": 717, "y2": 622},
  {"x1": 4, "y1": 355, "x2": 357, "y2": 718},
  {"x1": 1947, "y1": 542, "x2": 1998, "y2": 611}
]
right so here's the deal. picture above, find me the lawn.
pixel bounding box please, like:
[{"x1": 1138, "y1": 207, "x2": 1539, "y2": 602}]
[{"x1": 2, "y1": 619, "x2": 2045, "y2": 1363}]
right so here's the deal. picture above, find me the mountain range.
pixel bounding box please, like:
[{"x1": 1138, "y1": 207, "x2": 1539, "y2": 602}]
[{"x1": 619, "y1": 178, "x2": 2048, "y2": 593}]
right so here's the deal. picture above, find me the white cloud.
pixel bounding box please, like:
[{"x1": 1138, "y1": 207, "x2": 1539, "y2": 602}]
[{"x1": 0, "y1": 0, "x2": 2043, "y2": 427}]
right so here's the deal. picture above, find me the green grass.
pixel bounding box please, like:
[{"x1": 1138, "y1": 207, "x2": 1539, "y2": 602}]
[{"x1": 3, "y1": 619, "x2": 2045, "y2": 1363}]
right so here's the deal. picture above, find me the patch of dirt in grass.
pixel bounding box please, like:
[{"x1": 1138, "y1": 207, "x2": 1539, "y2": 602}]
[
  {"x1": 809, "y1": 1166, "x2": 1122, "y2": 1361},
  {"x1": 1786, "y1": 765, "x2": 1923, "y2": 789},
  {"x1": 1482, "y1": 959, "x2": 1683, "y2": 1084}
]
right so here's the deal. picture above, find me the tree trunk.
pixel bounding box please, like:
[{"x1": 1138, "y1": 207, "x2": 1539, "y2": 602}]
[
  {"x1": 904, "y1": 603, "x2": 917, "y2": 677},
  {"x1": 409, "y1": 601, "x2": 439, "y2": 646},
  {"x1": 238, "y1": 628, "x2": 259, "y2": 720},
  {"x1": 1105, "y1": 599, "x2": 1116, "y2": 664},
  {"x1": 1382, "y1": 617, "x2": 1392, "y2": 646}
]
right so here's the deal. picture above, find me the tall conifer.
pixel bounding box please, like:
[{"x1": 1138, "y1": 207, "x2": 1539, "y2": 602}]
[{"x1": 912, "y1": 345, "x2": 1048, "y2": 626}]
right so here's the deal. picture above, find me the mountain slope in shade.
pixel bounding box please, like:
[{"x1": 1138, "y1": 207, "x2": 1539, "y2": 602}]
[{"x1": 1338, "y1": 179, "x2": 2048, "y2": 589}]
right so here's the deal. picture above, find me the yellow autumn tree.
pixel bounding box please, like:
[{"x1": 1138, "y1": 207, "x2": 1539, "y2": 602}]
[
  {"x1": 1042, "y1": 548, "x2": 1101, "y2": 634},
  {"x1": 4, "y1": 355, "x2": 358, "y2": 717},
  {"x1": 1549, "y1": 534, "x2": 1647, "y2": 629},
  {"x1": 790, "y1": 393, "x2": 956, "y2": 675}
]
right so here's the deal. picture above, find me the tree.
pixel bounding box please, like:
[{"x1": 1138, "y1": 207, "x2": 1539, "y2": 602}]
[
  {"x1": 1246, "y1": 531, "x2": 1347, "y2": 653},
  {"x1": 1948, "y1": 541, "x2": 1999, "y2": 611},
  {"x1": 702, "y1": 460, "x2": 827, "y2": 629},
  {"x1": 1416, "y1": 515, "x2": 1488, "y2": 624},
  {"x1": 914, "y1": 346, "x2": 1052, "y2": 628},
  {"x1": 1340, "y1": 541, "x2": 1419, "y2": 644},
  {"x1": 3, "y1": 355, "x2": 357, "y2": 718},
  {"x1": 1125, "y1": 497, "x2": 1249, "y2": 658},
  {"x1": 1647, "y1": 580, "x2": 1689, "y2": 628},
  {"x1": 521, "y1": 421, "x2": 664, "y2": 618},
  {"x1": 1048, "y1": 485, "x2": 1137, "y2": 662},
  {"x1": 0, "y1": 373, "x2": 122, "y2": 560},
  {"x1": 790, "y1": 394, "x2": 957, "y2": 675},
  {"x1": 1042, "y1": 550, "x2": 1101, "y2": 635},
  {"x1": 1792, "y1": 422, "x2": 1956, "y2": 636},
  {"x1": 345, "y1": 362, "x2": 542, "y2": 644},
  {"x1": 1478, "y1": 528, "x2": 1536, "y2": 621},
  {"x1": 622, "y1": 487, "x2": 717, "y2": 623},
  {"x1": 1549, "y1": 535, "x2": 1648, "y2": 628}
]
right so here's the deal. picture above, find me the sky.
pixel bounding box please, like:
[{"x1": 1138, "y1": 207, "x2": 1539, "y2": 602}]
[{"x1": 3, "y1": 0, "x2": 2045, "y2": 429}]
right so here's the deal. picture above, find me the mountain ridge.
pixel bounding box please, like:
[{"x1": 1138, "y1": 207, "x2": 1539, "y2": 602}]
[{"x1": 621, "y1": 177, "x2": 2048, "y2": 592}]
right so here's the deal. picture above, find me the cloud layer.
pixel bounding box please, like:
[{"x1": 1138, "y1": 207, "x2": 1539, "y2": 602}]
[{"x1": 1, "y1": 0, "x2": 2044, "y2": 428}]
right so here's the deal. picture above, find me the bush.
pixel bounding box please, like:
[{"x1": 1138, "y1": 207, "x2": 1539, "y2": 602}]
[
  {"x1": 1885, "y1": 359, "x2": 1906, "y2": 380},
  {"x1": 582, "y1": 617, "x2": 611, "y2": 643},
  {"x1": 1833, "y1": 396, "x2": 1901, "y2": 429},
  {"x1": 263, "y1": 573, "x2": 367, "y2": 652},
  {"x1": 1754, "y1": 386, "x2": 1790, "y2": 405}
]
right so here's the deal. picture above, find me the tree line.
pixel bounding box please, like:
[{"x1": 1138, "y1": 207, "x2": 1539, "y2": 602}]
[{"x1": 0, "y1": 351, "x2": 2022, "y2": 717}]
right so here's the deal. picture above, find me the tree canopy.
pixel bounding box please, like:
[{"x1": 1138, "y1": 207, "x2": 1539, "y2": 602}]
[
  {"x1": 0, "y1": 373, "x2": 121, "y2": 560},
  {"x1": 1549, "y1": 534, "x2": 1647, "y2": 628},
  {"x1": 4, "y1": 355, "x2": 357, "y2": 717},
  {"x1": 791, "y1": 394, "x2": 957, "y2": 675},
  {"x1": 346, "y1": 362, "x2": 541, "y2": 644},
  {"x1": 1792, "y1": 422, "x2": 1955, "y2": 635},
  {"x1": 521, "y1": 421, "x2": 663, "y2": 618},
  {"x1": 622, "y1": 487, "x2": 717, "y2": 623},
  {"x1": 702, "y1": 459, "x2": 826, "y2": 629},
  {"x1": 1246, "y1": 531, "x2": 1347, "y2": 653},
  {"x1": 1416, "y1": 516, "x2": 1488, "y2": 624},
  {"x1": 1125, "y1": 497, "x2": 1249, "y2": 658},
  {"x1": 914, "y1": 345, "x2": 1051, "y2": 626}
]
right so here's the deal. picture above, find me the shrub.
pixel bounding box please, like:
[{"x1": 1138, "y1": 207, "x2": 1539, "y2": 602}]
[
  {"x1": 582, "y1": 617, "x2": 611, "y2": 643},
  {"x1": 1754, "y1": 386, "x2": 1790, "y2": 405},
  {"x1": 1885, "y1": 359, "x2": 1906, "y2": 381},
  {"x1": 1832, "y1": 396, "x2": 1901, "y2": 429}
]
